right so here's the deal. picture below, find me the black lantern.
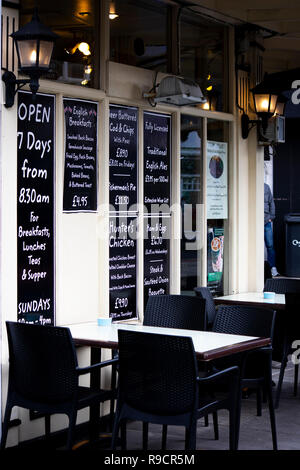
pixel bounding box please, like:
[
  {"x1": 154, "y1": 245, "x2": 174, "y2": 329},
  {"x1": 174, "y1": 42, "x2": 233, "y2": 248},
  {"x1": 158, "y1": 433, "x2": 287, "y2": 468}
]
[
  {"x1": 241, "y1": 80, "x2": 280, "y2": 139},
  {"x1": 2, "y1": 9, "x2": 58, "y2": 108}
]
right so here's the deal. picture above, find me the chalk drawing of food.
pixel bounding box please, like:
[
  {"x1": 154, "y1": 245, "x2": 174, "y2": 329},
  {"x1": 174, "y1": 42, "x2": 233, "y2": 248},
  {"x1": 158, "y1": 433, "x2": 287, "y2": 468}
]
[{"x1": 209, "y1": 155, "x2": 224, "y2": 179}]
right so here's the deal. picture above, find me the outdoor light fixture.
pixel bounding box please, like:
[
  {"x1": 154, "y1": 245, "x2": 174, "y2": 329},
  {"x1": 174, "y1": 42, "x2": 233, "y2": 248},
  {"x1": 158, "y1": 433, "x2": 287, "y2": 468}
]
[
  {"x1": 241, "y1": 80, "x2": 279, "y2": 139},
  {"x1": 2, "y1": 9, "x2": 58, "y2": 108},
  {"x1": 109, "y1": 1, "x2": 119, "y2": 20}
]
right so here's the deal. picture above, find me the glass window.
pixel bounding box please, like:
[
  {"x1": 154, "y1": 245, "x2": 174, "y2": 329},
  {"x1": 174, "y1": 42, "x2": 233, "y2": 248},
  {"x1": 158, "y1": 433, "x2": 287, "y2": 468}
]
[
  {"x1": 180, "y1": 115, "x2": 203, "y2": 294},
  {"x1": 110, "y1": 0, "x2": 168, "y2": 71},
  {"x1": 180, "y1": 9, "x2": 228, "y2": 112},
  {"x1": 206, "y1": 119, "x2": 229, "y2": 296},
  {"x1": 19, "y1": 0, "x2": 99, "y2": 88}
]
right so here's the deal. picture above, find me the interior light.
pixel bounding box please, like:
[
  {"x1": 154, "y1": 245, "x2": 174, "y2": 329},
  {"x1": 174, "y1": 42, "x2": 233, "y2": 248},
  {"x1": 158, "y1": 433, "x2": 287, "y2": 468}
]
[
  {"x1": 109, "y1": 1, "x2": 119, "y2": 20},
  {"x1": 78, "y1": 42, "x2": 91, "y2": 56},
  {"x1": 206, "y1": 85, "x2": 213, "y2": 91}
]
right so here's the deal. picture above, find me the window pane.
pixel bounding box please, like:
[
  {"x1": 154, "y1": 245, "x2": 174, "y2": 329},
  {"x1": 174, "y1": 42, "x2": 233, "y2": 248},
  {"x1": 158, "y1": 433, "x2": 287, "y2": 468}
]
[
  {"x1": 180, "y1": 10, "x2": 227, "y2": 112},
  {"x1": 207, "y1": 119, "x2": 229, "y2": 296},
  {"x1": 180, "y1": 115, "x2": 203, "y2": 294},
  {"x1": 110, "y1": 0, "x2": 167, "y2": 71},
  {"x1": 19, "y1": 0, "x2": 98, "y2": 88}
]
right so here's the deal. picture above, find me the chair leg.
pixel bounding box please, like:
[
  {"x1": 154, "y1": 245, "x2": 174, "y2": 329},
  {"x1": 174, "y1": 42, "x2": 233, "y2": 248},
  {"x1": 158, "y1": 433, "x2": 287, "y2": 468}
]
[
  {"x1": 275, "y1": 353, "x2": 288, "y2": 409},
  {"x1": 45, "y1": 414, "x2": 51, "y2": 440},
  {"x1": 0, "y1": 401, "x2": 13, "y2": 450},
  {"x1": 256, "y1": 388, "x2": 262, "y2": 416},
  {"x1": 66, "y1": 409, "x2": 77, "y2": 450},
  {"x1": 265, "y1": 357, "x2": 278, "y2": 450},
  {"x1": 120, "y1": 420, "x2": 127, "y2": 450},
  {"x1": 142, "y1": 422, "x2": 148, "y2": 450},
  {"x1": 162, "y1": 425, "x2": 167, "y2": 450},
  {"x1": 111, "y1": 413, "x2": 120, "y2": 450},
  {"x1": 185, "y1": 422, "x2": 197, "y2": 450},
  {"x1": 294, "y1": 364, "x2": 299, "y2": 397},
  {"x1": 213, "y1": 412, "x2": 219, "y2": 440},
  {"x1": 204, "y1": 415, "x2": 209, "y2": 427}
]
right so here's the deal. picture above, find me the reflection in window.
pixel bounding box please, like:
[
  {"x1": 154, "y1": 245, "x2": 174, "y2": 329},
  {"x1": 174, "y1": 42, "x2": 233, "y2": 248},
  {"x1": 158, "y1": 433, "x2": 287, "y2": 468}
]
[
  {"x1": 180, "y1": 115, "x2": 203, "y2": 293},
  {"x1": 180, "y1": 9, "x2": 227, "y2": 112},
  {"x1": 110, "y1": 0, "x2": 167, "y2": 71},
  {"x1": 19, "y1": 0, "x2": 98, "y2": 88}
]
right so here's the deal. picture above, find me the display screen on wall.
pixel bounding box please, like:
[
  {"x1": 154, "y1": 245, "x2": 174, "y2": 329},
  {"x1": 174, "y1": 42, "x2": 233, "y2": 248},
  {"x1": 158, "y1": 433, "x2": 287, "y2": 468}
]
[
  {"x1": 109, "y1": 104, "x2": 138, "y2": 211},
  {"x1": 144, "y1": 111, "x2": 171, "y2": 212},
  {"x1": 63, "y1": 98, "x2": 98, "y2": 212},
  {"x1": 109, "y1": 216, "x2": 137, "y2": 321},
  {"x1": 206, "y1": 140, "x2": 228, "y2": 219},
  {"x1": 17, "y1": 91, "x2": 55, "y2": 325},
  {"x1": 144, "y1": 215, "x2": 170, "y2": 308}
]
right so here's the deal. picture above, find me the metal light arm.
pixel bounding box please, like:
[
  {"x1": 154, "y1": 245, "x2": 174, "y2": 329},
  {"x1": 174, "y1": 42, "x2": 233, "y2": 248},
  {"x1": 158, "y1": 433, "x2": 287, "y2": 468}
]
[{"x1": 2, "y1": 70, "x2": 40, "y2": 108}]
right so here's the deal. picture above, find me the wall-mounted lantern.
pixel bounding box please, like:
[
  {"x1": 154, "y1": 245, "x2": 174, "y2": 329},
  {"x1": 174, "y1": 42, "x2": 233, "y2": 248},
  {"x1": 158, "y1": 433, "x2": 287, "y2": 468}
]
[
  {"x1": 241, "y1": 80, "x2": 281, "y2": 139},
  {"x1": 2, "y1": 9, "x2": 58, "y2": 108}
]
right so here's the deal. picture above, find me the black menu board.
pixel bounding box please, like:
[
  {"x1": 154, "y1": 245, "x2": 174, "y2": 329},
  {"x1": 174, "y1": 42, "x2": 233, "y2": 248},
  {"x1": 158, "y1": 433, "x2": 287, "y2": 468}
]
[
  {"x1": 17, "y1": 91, "x2": 55, "y2": 325},
  {"x1": 144, "y1": 216, "x2": 170, "y2": 308},
  {"x1": 63, "y1": 98, "x2": 98, "y2": 211},
  {"x1": 109, "y1": 104, "x2": 138, "y2": 211},
  {"x1": 144, "y1": 111, "x2": 171, "y2": 212},
  {"x1": 109, "y1": 216, "x2": 137, "y2": 321}
]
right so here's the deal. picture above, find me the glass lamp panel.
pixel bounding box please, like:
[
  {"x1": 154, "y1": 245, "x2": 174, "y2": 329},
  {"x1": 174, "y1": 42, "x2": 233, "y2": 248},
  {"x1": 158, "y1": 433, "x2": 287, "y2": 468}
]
[
  {"x1": 17, "y1": 39, "x2": 38, "y2": 67},
  {"x1": 39, "y1": 40, "x2": 54, "y2": 67},
  {"x1": 269, "y1": 94, "x2": 278, "y2": 114},
  {"x1": 254, "y1": 93, "x2": 271, "y2": 113}
]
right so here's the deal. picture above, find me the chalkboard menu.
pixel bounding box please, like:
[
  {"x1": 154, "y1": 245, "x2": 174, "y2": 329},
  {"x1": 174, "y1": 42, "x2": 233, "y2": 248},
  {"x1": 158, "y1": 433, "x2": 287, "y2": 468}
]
[
  {"x1": 109, "y1": 216, "x2": 137, "y2": 321},
  {"x1": 17, "y1": 91, "x2": 55, "y2": 325},
  {"x1": 144, "y1": 111, "x2": 171, "y2": 212},
  {"x1": 144, "y1": 216, "x2": 170, "y2": 308},
  {"x1": 63, "y1": 98, "x2": 98, "y2": 211},
  {"x1": 109, "y1": 104, "x2": 138, "y2": 211}
]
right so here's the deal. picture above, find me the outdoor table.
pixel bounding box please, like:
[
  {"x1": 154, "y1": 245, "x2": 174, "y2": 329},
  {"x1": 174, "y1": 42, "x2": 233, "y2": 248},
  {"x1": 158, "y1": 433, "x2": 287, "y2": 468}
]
[
  {"x1": 214, "y1": 291, "x2": 285, "y2": 310},
  {"x1": 65, "y1": 321, "x2": 272, "y2": 449}
]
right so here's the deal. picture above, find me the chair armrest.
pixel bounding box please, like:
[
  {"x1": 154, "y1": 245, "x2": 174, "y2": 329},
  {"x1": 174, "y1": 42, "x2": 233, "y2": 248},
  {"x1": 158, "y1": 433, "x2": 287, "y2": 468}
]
[
  {"x1": 197, "y1": 365, "x2": 239, "y2": 385},
  {"x1": 76, "y1": 357, "x2": 119, "y2": 376}
]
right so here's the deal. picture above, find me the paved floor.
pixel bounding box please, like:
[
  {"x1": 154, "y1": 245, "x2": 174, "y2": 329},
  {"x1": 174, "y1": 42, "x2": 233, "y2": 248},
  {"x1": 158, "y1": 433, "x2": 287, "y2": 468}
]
[{"x1": 123, "y1": 362, "x2": 300, "y2": 451}]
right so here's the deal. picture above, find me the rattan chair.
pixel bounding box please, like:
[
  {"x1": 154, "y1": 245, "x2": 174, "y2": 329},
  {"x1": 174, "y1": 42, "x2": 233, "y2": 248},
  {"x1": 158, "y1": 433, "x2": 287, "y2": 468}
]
[
  {"x1": 212, "y1": 304, "x2": 277, "y2": 450},
  {"x1": 144, "y1": 294, "x2": 207, "y2": 331},
  {"x1": 264, "y1": 277, "x2": 300, "y2": 294},
  {"x1": 194, "y1": 287, "x2": 217, "y2": 330},
  {"x1": 273, "y1": 293, "x2": 300, "y2": 408},
  {"x1": 143, "y1": 294, "x2": 214, "y2": 447},
  {"x1": 264, "y1": 277, "x2": 300, "y2": 407},
  {"x1": 1, "y1": 322, "x2": 118, "y2": 450},
  {"x1": 111, "y1": 329, "x2": 240, "y2": 450}
]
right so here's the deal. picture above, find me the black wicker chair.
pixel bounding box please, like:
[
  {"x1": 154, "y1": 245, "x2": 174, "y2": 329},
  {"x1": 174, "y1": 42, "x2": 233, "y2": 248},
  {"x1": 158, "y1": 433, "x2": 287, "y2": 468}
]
[
  {"x1": 194, "y1": 287, "x2": 217, "y2": 330},
  {"x1": 1, "y1": 322, "x2": 118, "y2": 450},
  {"x1": 111, "y1": 329, "x2": 240, "y2": 450},
  {"x1": 264, "y1": 278, "x2": 300, "y2": 294},
  {"x1": 144, "y1": 294, "x2": 207, "y2": 331},
  {"x1": 273, "y1": 293, "x2": 300, "y2": 408},
  {"x1": 264, "y1": 277, "x2": 300, "y2": 407},
  {"x1": 212, "y1": 304, "x2": 277, "y2": 450},
  {"x1": 143, "y1": 294, "x2": 210, "y2": 447}
]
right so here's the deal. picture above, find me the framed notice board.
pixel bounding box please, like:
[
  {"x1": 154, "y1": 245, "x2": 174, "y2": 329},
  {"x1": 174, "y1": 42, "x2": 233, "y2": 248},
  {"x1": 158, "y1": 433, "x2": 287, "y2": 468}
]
[
  {"x1": 63, "y1": 98, "x2": 98, "y2": 212},
  {"x1": 17, "y1": 91, "x2": 55, "y2": 325}
]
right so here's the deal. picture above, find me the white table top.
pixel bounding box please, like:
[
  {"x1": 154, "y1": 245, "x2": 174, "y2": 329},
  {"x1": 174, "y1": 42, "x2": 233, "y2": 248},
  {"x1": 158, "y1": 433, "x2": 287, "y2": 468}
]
[
  {"x1": 67, "y1": 321, "x2": 270, "y2": 361},
  {"x1": 215, "y1": 291, "x2": 285, "y2": 307}
]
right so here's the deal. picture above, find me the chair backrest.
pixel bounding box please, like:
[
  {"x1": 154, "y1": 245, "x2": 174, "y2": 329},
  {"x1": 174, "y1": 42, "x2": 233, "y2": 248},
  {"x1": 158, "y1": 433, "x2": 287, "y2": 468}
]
[
  {"x1": 6, "y1": 322, "x2": 78, "y2": 404},
  {"x1": 194, "y1": 287, "x2": 216, "y2": 326},
  {"x1": 212, "y1": 305, "x2": 276, "y2": 340},
  {"x1": 143, "y1": 294, "x2": 206, "y2": 331},
  {"x1": 117, "y1": 329, "x2": 198, "y2": 415},
  {"x1": 264, "y1": 278, "x2": 300, "y2": 294},
  {"x1": 284, "y1": 293, "x2": 300, "y2": 341}
]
